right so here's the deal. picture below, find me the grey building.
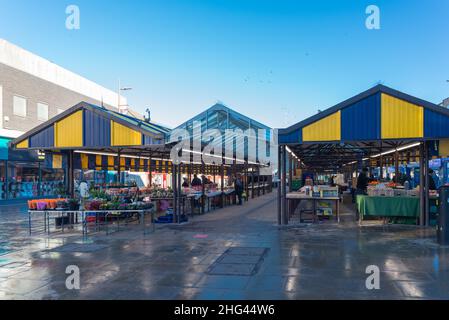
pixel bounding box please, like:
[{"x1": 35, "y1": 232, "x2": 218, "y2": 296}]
[{"x1": 0, "y1": 39, "x2": 128, "y2": 201}]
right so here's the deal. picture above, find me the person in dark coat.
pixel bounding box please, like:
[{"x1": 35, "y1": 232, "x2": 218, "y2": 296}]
[
  {"x1": 235, "y1": 174, "x2": 244, "y2": 205},
  {"x1": 356, "y1": 168, "x2": 370, "y2": 195},
  {"x1": 191, "y1": 174, "x2": 202, "y2": 187},
  {"x1": 428, "y1": 170, "x2": 437, "y2": 190}
]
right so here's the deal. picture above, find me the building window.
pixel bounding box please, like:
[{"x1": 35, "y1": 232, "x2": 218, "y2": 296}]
[
  {"x1": 57, "y1": 108, "x2": 64, "y2": 115},
  {"x1": 37, "y1": 102, "x2": 49, "y2": 121},
  {"x1": 13, "y1": 95, "x2": 27, "y2": 117}
]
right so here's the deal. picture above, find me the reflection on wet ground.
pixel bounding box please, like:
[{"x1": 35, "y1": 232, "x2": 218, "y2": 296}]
[{"x1": 0, "y1": 195, "x2": 448, "y2": 300}]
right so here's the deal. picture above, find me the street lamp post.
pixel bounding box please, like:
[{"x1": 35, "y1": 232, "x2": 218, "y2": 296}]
[{"x1": 118, "y1": 79, "x2": 132, "y2": 114}]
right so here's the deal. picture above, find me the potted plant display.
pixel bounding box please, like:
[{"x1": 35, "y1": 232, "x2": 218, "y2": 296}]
[{"x1": 68, "y1": 198, "x2": 80, "y2": 211}]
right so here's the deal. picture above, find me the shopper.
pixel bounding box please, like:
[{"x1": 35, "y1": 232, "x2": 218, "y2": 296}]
[
  {"x1": 356, "y1": 168, "x2": 370, "y2": 195},
  {"x1": 201, "y1": 175, "x2": 212, "y2": 185},
  {"x1": 429, "y1": 170, "x2": 437, "y2": 190},
  {"x1": 182, "y1": 178, "x2": 189, "y2": 188},
  {"x1": 235, "y1": 174, "x2": 244, "y2": 205},
  {"x1": 191, "y1": 174, "x2": 202, "y2": 187}
]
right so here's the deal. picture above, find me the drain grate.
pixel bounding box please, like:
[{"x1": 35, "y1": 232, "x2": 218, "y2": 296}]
[
  {"x1": 48, "y1": 243, "x2": 108, "y2": 253},
  {"x1": 207, "y1": 247, "x2": 269, "y2": 276}
]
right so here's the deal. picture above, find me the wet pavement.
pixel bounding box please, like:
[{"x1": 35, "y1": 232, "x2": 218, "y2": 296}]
[{"x1": 0, "y1": 194, "x2": 448, "y2": 300}]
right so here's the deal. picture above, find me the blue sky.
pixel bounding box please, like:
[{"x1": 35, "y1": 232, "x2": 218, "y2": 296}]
[{"x1": 1, "y1": 0, "x2": 449, "y2": 128}]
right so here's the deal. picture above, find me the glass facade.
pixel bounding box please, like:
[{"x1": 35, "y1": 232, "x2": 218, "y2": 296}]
[
  {"x1": 173, "y1": 104, "x2": 272, "y2": 162},
  {"x1": 0, "y1": 137, "x2": 67, "y2": 200},
  {"x1": 0, "y1": 162, "x2": 6, "y2": 200},
  {"x1": 7, "y1": 161, "x2": 39, "y2": 199}
]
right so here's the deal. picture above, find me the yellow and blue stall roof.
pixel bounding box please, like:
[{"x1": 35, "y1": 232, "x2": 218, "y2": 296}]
[
  {"x1": 279, "y1": 84, "x2": 449, "y2": 144},
  {"x1": 10, "y1": 102, "x2": 170, "y2": 150}
]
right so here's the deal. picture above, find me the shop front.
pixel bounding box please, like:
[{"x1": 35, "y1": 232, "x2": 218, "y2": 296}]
[{"x1": 0, "y1": 136, "x2": 65, "y2": 201}]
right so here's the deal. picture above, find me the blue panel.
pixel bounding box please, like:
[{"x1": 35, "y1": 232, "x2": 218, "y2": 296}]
[
  {"x1": 30, "y1": 126, "x2": 54, "y2": 148},
  {"x1": 341, "y1": 93, "x2": 381, "y2": 141},
  {"x1": 279, "y1": 129, "x2": 301, "y2": 144},
  {"x1": 125, "y1": 158, "x2": 131, "y2": 169},
  {"x1": 101, "y1": 155, "x2": 108, "y2": 170},
  {"x1": 73, "y1": 153, "x2": 82, "y2": 170},
  {"x1": 424, "y1": 109, "x2": 449, "y2": 139},
  {"x1": 44, "y1": 153, "x2": 53, "y2": 168},
  {"x1": 84, "y1": 110, "x2": 111, "y2": 147},
  {"x1": 88, "y1": 155, "x2": 96, "y2": 170}
]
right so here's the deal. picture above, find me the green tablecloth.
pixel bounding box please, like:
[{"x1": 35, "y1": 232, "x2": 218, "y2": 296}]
[{"x1": 356, "y1": 195, "x2": 420, "y2": 218}]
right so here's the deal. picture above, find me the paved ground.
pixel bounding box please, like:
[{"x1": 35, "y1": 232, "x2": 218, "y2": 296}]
[{"x1": 0, "y1": 193, "x2": 448, "y2": 300}]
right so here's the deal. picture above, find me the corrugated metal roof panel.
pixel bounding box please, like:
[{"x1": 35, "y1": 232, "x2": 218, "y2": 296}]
[
  {"x1": 341, "y1": 93, "x2": 380, "y2": 141},
  {"x1": 84, "y1": 109, "x2": 111, "y2": 147},
  {"x1": 29, "y1": 125, "x2": 54, "y2": 148},
  {"x1": 425, "y1": 109, "x2": 449, "y2": 138},
  {"x1": 381, "y1": 93, "x2": 423, "y2": 139}
]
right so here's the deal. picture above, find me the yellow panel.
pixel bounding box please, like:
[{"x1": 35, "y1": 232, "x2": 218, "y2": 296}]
[
  {"x1": 439, "y1": 139, "x2": 449, "y2": 157},
  {"x1": 81, "y1": 154, "x2": 89, "y2": 170},
  {"x1": 16, "y1": 139, "x2": 29, "y2": 149},
  {"x1": 120, "y1": 157, "x2": 125, "y2": 168},
  {"x1": 381, "y1": 94, "x2": 423, "y2": 139},
  {"x1": 131, "y1": 159, "x2": 135, "y2": 169},
  {"x1": 96, "y1": 155, "x2": 102, "y2": 170},
  {"x1": 140, "y1": 159, "x2": 145, "y2": 172},
  {"x1": 111, "y1": 121, "x2": 142, "y2": 146},
  {"x1": 55, "y1": 110, "x2": 83, "y2": 148},
  {"x1": 302, "y1": 111, "x2": 341, "y2": 142},
  {"x1": 108, "y1": 156, "x2": 115, "y2": 170},
  {"x1": 53, "y1": 154, "x2": 62, "y2": 169}
]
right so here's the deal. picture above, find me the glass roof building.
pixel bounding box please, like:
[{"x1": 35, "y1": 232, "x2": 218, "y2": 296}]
[{"x1": 170, "y1": 103, "x2": 274, "y2": 170}]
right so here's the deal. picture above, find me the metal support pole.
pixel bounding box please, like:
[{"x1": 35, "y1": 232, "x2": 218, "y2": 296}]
[
  {"x1": 251, "y1": 168, "x2": 255, "y2": 199},
  {"x1": 282, "y1": 145, "x2": 288, "y2": 225},
  {"x1": 424, "y1": 141, "x2": 430, "y2": 227},
  {"x1": 172, "y1": 163, "x2": 177, "y2": 223},
  {"x1": 419, "y1": 142, "x2": 425, "y2": 226},
  {"x1": 395, "y1": 149, "x2": 399, "y2": 183},
  {"x1": 117, "y1": 149, "x2": 122, "y2": 184},
  {"x1": 379, "y1": 141, "x2": 383, "y2": 179},
  {"x1": 177, "y1": 164, "x2": 184, "y2": 223},
  {"x1": 68, "y1": 150, "x2": 75, "y2": 197},
  {"x1": 245, "y1": 163, "x2": 249, "y2": 202},
  {"x1": 149, "y1": 157, "x2": 152, "y2": 187},
  {"x1": 220, "y1": 163, "x2": 224, "y2": 208},
  {"x1": 277, "y1": 146, "x2": 282, "y2": 225},
  {"x1": 289, "y1": 153, "x2": 293, "y2": 192}
]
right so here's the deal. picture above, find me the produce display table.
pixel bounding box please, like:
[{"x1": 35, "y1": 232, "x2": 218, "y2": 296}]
[
  {"x1": 286, "y1": 193, "x2": 341, "y2": 223},
  {"x1": 151, "y1": 197, "x2": 186, "y2": 215},
  {"x1": 356, "y1": 195, "x2": 420, "y2": 224},
  {"x1": 28, "y1": 209, "x2": 155, "y2": 236},
  {"x1": 223, "y1": 189, "x2": 236, "y2": 206}
]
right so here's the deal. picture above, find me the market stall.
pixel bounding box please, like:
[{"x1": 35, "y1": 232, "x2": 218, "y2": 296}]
[
  {"x1": 12, "y1": 101, "x2": 267, "y2": 229},
  {"x1": 277, "y1": 84, "x2": 449, "y2": 227}
]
